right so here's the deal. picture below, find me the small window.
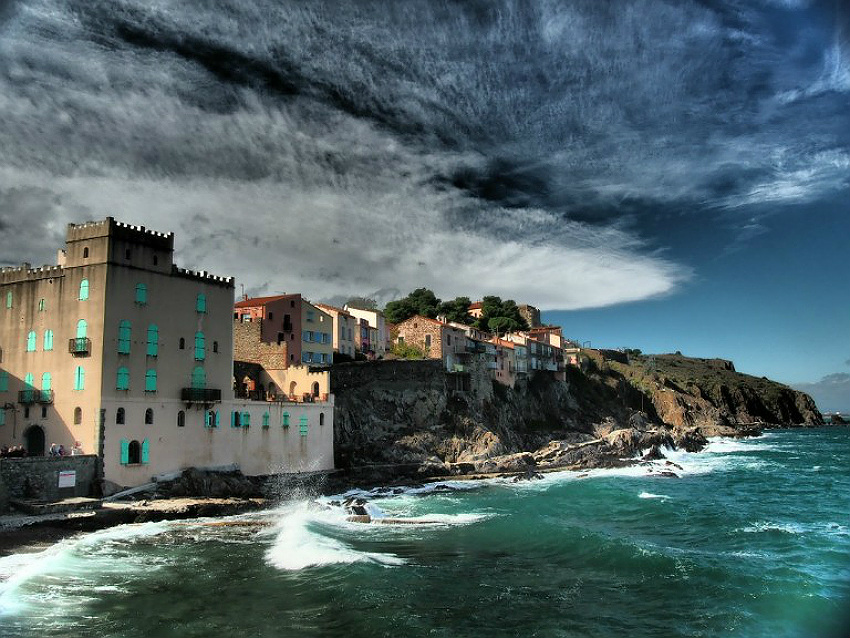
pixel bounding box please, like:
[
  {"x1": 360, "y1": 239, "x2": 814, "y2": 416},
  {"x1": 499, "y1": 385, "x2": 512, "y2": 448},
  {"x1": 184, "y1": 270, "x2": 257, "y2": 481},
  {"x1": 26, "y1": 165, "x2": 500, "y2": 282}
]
[
  {"x1": 5, "y1": 291, "x2": 11, "y2": 308},
  {"x1": 41, "y1": 406, "x2": 47, "y2": 418},
  {"x1": 127, "y1": 439, "x2": 141, "y2": 464},
  {"x1": 116, "y1": 366, "x2": 130, "y2": 390},
  {"x1": 262, "y1": 412, "x2": 270, "y2": 428},
  {"x1": 319, "y1": 412, "x2": 325, "y2": 426},
  {"x1": 153, "y1": 255, "x2": 158, "y2": 266},
  {"x1": 147, "y1": 324, "x2": 159, "y2": 356},
  {"x1": 116, "y1": 407, "x2": 125, "y2": 424},
  {"x1": 282, "y1": 412, "x2": 290, "y2": 428},
  {"x1": 145, "y1": 369, "x2": 157, "y2": 393},
  {"x1": 242, "y1": 411, "x2": 250, "y2": 428},
  {"x1": 23, "y1": 406, "x2": 29, "y2": 419},
  {"x1": 135, "y1": 283, "x2": 147, "y2": 305},
  {"x1": 118, "y1": 320, "x2": 131, "y2": 354},
  {"x1": 213, "y1": 341, "x2": 218, "y2": 353},
  {"x1": 231, "y1": 411, "x2": 241, "y2": 428},
  {"x1": 38, "y1": 298, "x2": 46, "y2": 312},
  {"x1": 74, "y1": 406, "x2": 82, "y2": 425},
  {"x1": 125, "y1": 248, "x2": 131, "y2": 260},
  {"x1": 145, "y1": 408, "x2": 154, "y2": 425},
  {"x1": 43, "y1": 329, "x2": 54, "y2": 351},
  {"x1": 83, "y1": 247, "x2": 89, "y2": 258},
  {"x1": 196, "y1": 294, "x2": 207, "y2": 314},
  {"x1": 268, "y1": 312, "x2": 274, "y2": 321},
  {"x1": 74, "y1": 366, "x2": 85, "y2": 391},
  {"x1": 194, "y1": 332, "x2": 205, "y2": 361},
  {"x1": 177, "y1": 410, "x2": 185, "y2": 427},
  {"x1": 447, "y1": 335, "x2": 452, "y2": 346},
  {"x1": 26, "y1": 331, "x2": 36, "y2": 352},
  {"x1": 79, "y1": 279, "x2": 89, "y2": 301},
  {"x1": 179, "y1": 337, "x2": 185, "y2": 350},
  {"x1": 425, "y1": 334, "x2": 432, "y2": 347},
  {"x1": 205, "y1": 410, "x2": 218, "y2": 429}
]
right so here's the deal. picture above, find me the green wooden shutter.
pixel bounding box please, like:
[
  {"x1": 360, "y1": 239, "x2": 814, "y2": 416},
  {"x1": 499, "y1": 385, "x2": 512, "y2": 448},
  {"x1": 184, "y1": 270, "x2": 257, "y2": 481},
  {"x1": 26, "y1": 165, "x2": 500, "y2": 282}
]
[
  {"x1": 242, "y1": 412, "x2": 250, "y2": 428},
  {"x1": 214, "y1": 411, "x2": 220, "y2": 428},
  {"x1": 299, "y1": 414, "x2": 308, "y2": 436},
  {"x1": 147, "y1": 325, "x2": 158, "y2": 356},
  {"x1": 262, "y1": 412, "x2": 270, "y2": 428},
  {"x1": 196, "y1": 294, "x2": 206, "y2": 313},
  {"x1": 141, "y1": 439, "x2": 150, "y2": 464},
  {"x1": 205, "y1": 411, "x2": 212, "y2": 428},
  {"x1": 120, "y1": 438, "x2": 129, "y2": 465},
  {"x1": 231, "y1": 411, "x2": 237, "y2": 428},
  {"x1": 0, "y1": 371, "x2": 8, "y2": 392}
]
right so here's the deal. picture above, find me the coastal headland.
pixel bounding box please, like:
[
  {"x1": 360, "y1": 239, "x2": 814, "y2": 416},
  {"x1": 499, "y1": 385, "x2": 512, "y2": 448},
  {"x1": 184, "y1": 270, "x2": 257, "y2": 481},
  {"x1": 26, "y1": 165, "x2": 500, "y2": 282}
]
[{"x1": 0, "y1": 349, "x2": 825, "y2": 554}]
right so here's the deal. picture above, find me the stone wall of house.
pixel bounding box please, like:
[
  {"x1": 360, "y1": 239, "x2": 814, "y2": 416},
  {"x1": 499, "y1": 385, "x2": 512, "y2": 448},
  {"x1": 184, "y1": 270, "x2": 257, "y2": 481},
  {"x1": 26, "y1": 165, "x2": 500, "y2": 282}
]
[
  {"x1": 396, "y1": 318, "x2": 445, "y2": 360},
  {"x1": 233, "y1": 320, "x2": 290, "y2": 369},
  {"x1": 0, "y1": 454, "x2": 98, "y2": 503}
]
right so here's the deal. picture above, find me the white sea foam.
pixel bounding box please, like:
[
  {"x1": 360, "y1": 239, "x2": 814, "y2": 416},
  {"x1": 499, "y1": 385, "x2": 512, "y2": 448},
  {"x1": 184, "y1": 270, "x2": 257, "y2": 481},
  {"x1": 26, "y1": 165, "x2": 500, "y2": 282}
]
[
  {"x1": 0, "y1": 520, "x2": 171, "y2": 615},
  {"x1": 264, "y1": 502, "x2": 405, "y2": 571},
  {"x1": 638, "y1": 492, "x2": 669, "y2": 500}
]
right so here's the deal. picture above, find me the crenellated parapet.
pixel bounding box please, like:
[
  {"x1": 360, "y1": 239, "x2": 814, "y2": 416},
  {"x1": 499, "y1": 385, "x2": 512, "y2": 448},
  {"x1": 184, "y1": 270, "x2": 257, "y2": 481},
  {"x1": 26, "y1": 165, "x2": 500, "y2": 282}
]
[
  {"x1": 0, "y1": 264, "x2": 65, "y2": 285},
  {"x1": 173, "y1": 266, "x2": 235, "y2": 288}
]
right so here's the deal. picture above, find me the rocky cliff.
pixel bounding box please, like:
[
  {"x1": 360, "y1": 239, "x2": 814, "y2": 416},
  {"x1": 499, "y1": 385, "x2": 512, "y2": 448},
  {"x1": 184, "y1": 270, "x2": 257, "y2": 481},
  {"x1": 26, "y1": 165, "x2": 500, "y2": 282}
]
[{"x1": 331, "y1": 352, "x2": 822, "y2": 482}]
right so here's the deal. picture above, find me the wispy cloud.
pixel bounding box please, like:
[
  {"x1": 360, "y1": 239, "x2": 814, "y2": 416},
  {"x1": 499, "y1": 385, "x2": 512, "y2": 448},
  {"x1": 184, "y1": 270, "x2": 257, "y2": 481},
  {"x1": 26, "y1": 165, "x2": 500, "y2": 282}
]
[{"x1": 0, "y1": 0, "x2": 846, "y2": 308}]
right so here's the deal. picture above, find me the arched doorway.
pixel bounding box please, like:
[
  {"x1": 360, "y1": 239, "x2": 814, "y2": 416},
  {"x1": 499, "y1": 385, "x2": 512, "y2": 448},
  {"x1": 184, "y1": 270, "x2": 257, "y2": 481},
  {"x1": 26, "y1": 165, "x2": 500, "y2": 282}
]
[
  {"x1": 311, "y1": 382, "x2": 320, "y2": 398},
  {"x1": 289, "y1": 381, "x2": 297, "y2": 398},
  {"x1": 24, "y1": 425, "x2": 45, "y2": 456}
]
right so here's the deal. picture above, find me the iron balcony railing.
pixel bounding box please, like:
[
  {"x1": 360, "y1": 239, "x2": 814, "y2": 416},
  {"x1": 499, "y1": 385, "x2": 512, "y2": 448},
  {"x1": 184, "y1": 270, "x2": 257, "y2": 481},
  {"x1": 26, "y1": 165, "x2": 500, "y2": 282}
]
[
  {"x1": 17, "y1": 389, "x2": 51, "y2": 404},
  {"x1": 181, "y1": 387, "x2": 222, "y2": 403},
  {"x1": 68, "y1": 337, "x2": 91, "y2": 355}
]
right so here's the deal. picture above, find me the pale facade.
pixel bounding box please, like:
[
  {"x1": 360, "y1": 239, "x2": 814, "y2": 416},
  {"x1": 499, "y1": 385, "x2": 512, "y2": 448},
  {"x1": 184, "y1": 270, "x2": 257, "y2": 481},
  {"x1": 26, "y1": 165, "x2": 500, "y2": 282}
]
[
  {"x1": 0, "y1": 218, "x2": 334, "y2": 491},
  {"x1": 344, "y1": 306, "x2": 389, "y2": 356},
  {"x1": 314, "y1": 303, "x2": 356, "y2": 358}
]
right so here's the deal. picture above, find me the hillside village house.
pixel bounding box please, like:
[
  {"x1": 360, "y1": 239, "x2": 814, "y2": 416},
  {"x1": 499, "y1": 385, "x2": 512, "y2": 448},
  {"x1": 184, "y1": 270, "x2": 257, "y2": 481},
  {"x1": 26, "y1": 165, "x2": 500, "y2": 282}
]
[
  {"x1": 0, "y1": 219, "x2": 333, "y2": 493},
  {"x1": 344, "y1": 305, "x2": 390, "y2": 356},
  {"x1": 314, "y1": 303, "x2": 356, "y2": 359}
]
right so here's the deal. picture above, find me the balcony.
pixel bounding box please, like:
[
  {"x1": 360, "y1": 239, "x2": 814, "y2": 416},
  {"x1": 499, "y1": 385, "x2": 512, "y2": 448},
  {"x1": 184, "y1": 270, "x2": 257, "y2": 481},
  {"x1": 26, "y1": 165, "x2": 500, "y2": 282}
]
[
  {"x1": 181, "y1": 388, "x2": 222, "y2": 404},
  {"x1": 68, "y1": 337, "x2": 91, "y2": 355},
  {"x1": 18, "y1": 389, "x2": 37, "y2": 405},
  {"x1": 38, "y1": 390, "x2": 54, "y2": 404},
  {"x1": 466, "y1": 342, "x2": 486, "y2": 354}
]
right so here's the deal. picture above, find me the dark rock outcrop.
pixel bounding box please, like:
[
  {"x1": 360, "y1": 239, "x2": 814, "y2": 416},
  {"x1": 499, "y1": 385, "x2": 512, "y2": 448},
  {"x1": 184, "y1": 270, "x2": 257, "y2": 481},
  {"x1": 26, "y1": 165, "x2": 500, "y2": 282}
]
[{"x1": 330, "y1": 353, "x2": 822, "y2": 482}]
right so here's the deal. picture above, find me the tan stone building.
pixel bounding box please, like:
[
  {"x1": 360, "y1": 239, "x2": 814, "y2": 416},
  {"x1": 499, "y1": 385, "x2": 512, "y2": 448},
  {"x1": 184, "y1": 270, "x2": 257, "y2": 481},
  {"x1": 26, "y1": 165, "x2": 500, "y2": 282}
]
[
  {"x1": 0, "y1": 218, "x2": 334, "y2": 491},
  {"x1": 394, "y1": 315, "x2": 468, "y2": 370}
]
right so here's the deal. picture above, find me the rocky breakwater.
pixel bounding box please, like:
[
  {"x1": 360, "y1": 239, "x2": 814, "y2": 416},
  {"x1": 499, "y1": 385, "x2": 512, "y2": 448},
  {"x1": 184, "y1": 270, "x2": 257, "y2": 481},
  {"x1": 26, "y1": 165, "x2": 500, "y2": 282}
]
[{"x1": 331, "y1": 354, "x2": 822, "y2": 484}]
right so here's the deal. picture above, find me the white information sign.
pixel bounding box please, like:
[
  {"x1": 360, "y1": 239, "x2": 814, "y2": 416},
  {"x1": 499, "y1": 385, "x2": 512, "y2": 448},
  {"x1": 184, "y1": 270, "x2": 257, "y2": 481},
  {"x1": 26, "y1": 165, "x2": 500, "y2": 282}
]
[{"x1": 58, "y1": 470, "x2": 76, "y2": 489}]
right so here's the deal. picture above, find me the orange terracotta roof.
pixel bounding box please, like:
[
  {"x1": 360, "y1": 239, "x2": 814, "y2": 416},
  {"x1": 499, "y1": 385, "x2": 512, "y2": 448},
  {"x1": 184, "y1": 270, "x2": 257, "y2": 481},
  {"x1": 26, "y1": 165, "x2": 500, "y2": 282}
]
[
  {"x1": 401, "y1": 314, "x2": 448, "y2": 327},
  {"x1": 234, "y1": 294, "x2": 294, "y2": 308},
  {"x1": 468, "y1": 301, "x2": 483, "y2": 309},
  {"x1": 314, "y1": 302, "x2": 350, "y2": 316}
]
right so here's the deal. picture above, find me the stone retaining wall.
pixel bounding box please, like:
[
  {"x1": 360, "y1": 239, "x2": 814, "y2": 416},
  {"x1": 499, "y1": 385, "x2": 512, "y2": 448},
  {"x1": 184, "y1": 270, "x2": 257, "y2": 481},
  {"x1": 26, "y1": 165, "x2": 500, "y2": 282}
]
[{"x1": 0, "y1": 455, "x2": 98, "y2": 504}]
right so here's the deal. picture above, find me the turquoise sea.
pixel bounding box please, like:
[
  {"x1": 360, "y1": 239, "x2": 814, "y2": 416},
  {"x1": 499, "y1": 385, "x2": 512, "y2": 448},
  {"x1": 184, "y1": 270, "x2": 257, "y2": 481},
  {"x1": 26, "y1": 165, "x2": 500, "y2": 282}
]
[{"x1": 1, "y1": 428, "x2": 848, "y2": 638}]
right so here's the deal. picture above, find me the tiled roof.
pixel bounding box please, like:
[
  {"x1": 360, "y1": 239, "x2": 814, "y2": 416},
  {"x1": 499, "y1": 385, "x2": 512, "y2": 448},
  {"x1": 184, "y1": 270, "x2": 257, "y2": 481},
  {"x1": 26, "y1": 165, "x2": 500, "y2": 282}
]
[
  {"x1": 468, "y1": 301, "x2": 483, "y2": 309},
  {"x1": 314, "y1": 302, "x2": 350, "y2": 316},
  {"x1": 234, "y1": 294, "x2": 294, "y2": 308}
]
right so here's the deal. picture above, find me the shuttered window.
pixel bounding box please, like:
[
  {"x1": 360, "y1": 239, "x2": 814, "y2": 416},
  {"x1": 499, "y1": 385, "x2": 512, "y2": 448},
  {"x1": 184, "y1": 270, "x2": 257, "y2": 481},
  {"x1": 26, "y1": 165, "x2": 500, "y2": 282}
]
[
  {"x1": 118, "y1": 321, "x2": 131, "y2": 354},
  {"x1": 145, "y1": 369, "x2": 157, "y2": 393},
  {"x1": 79, "y1": 279, "x2": 89, "y2": 300},
  {"x1": 26, "y1": 331, "x2": 36, "y2": 352},
  {"x1": 191, "y1": 366, "x2": 205, "y2": 389},
  {"x1": 116, "y1": 367, "x2": 129, "y2": 390},
  {"x1": 299, "y1": 414, "x2": 308, "y2": 436},
  {"x1": 194, "y1": 332, "x2": 205, "y2": 361},
  {"x1": 146, "y1": 324, "x2": 158, "y2": 356},
  {"x1": 135, "y1": 283, "x2": 147, "y2": 305},
  {"x1": 262, "y1": 412, "x2": 270, "y2": 428},
  {"x1": 74, "y1": 366, "x2": 85, "y2": 391},
  {"x1": 196, "y1": 294, "x2": 206, "y2": 313},
  {"x1": 43, "y1": 330, "x2": 53, "y2": 351},
  {"x1": 76, "y1": 319, "x2": 87, "y2": 339}
]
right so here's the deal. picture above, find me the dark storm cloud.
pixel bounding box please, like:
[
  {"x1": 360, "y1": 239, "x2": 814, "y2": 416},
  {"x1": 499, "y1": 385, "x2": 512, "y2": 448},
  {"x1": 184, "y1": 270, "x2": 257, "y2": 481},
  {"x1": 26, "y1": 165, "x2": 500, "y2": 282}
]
[{"x1": 0, "y1": 0, "x2": 847, "y2": 307}]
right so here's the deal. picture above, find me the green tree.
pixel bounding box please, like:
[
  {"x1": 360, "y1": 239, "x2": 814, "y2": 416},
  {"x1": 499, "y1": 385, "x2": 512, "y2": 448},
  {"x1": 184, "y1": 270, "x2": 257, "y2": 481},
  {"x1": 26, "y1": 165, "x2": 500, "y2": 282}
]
[
  {"x1": 390, "y1": 341, "x2": 425, "y2": 359},
  {"x1": 438, "y1": 296, "x2": 472, "y2": 324},
  {"x1": 488, "y1": 316, "x2": 519, "y2": 335},
  {"x1": 384, "y1": 288, "x2": 441, "y2": 323},
  {"x1": 475, "y1": 296, "x2": 529, "y2": 332}
]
